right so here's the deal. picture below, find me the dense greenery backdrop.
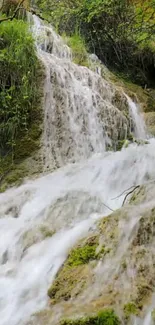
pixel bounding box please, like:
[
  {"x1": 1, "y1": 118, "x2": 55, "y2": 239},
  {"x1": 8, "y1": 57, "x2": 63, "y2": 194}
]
[{"x1": 35, "y1": 0, "x2": 155, "y2": 86}]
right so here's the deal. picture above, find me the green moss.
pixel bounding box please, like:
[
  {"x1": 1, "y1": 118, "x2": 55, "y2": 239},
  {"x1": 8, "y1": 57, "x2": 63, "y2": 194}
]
[
  {"x1": 0, "y1": 155, "x2": 28, "y2": 191},
  {"x1": 116, "y1": 139, "x2": 129, "y2": 151},
  {"x1": 67, "y1": 244, "x2": 97, "y2": 267},
  {"x1": 133, "y1": 209, "x2": 155, "y2": 246},
  {"x1": 124, "y1": 302, "x2": 139, "y2": 319},
  {"x1": 48, "y1": 237, "x2": 100, "y2": 302},
  {"x1": 47, "y1": 233, "x2": 112, "y2": 303},
  {"x1": 60, "y1": 309, "x2": 120, "y2": 325},
  {"x1": 48, "y1": 264, "x2": 88, "y2": 301},
  {"x1": 99, "y1": 213, "x2": 120, "y2": 248},
  {"x1": 3, "y1": 168, "x2": 27, "y2": 185},
  {"x1": 129, "y1": 186, "x2": 145, "y2": 205}
]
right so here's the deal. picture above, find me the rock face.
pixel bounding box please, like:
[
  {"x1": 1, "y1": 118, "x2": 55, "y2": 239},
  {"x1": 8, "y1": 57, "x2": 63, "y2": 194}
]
[{"x1": 27, "y1": 182, "x2": 155, "y2": 325}]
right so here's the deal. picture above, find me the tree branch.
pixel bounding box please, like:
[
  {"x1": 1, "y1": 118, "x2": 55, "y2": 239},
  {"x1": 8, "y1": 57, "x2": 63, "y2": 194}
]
[
  {"x1": 0, "y1": 0, "x2": 25, "y2": 24},
  {"x1": 122, "y1": 185, "x2": 140, "y2": 206},
  {"x1": 111, "y1": 185, "x2": 139, "y2": 200}
]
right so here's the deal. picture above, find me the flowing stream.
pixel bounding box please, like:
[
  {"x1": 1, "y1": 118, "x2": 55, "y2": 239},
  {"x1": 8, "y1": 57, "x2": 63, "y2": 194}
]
[{"x1": 0, "y1": 15, "x2": 155, "y2": 325}]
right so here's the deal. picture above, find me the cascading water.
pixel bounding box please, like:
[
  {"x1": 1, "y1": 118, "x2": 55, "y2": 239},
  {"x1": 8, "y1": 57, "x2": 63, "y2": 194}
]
[
  {"x1": 31, "y1": 15, "x2": 131, "y2": 170},
  {"x1": 126, "y1": 95, "x2": 147, "y2": 139},
  {"x1": 0, "y1": 14, "x2": 155, "y2": 325}
]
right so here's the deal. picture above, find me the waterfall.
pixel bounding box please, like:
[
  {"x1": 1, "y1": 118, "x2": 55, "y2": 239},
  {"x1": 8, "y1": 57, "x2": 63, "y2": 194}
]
[
  {"x1": 1, "y1": 140, "x2": 155, "y2": 325},
  {"x1": 0, "y1": 15, "x2": 154, "y2": 325},
  {"x1": 31, "y1": 15, "x2": 131, "y2": 170},
  {"x1": 126, "y1": 95, "x2": 147, "y2": 139}
]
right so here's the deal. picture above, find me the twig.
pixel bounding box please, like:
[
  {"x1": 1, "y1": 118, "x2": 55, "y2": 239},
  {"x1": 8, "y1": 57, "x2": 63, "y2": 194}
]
[
  {"x1": 111, "y1": 185, "x2": 138, "y2": 200},
  {"x1": 112, "y1": 179, "x2": 155, "y2": 206},
  {"x1": 122, "y1": 185, "x2": 140, "y2": 206},
  {"x1": 102, "y1": 202, "x2": 114, "y2": 212}
]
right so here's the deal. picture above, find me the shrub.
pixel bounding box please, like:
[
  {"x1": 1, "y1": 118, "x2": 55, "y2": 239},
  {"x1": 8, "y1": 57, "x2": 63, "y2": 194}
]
[{"x1": 0, "y1": 19, "x2": 43, "y2": 157}]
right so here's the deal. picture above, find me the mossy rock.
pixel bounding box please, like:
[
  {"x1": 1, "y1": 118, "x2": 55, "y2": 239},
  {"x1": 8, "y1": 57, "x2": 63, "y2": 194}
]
[
  {"x1": 0, "y1": 113, "x2": 43, "y2": 191},
  {"x1": 60, "y1": 309, "x2": 120, "y2": 325},
  {"x1": 67, "y1": 243, "x2": 98, "y2": 267},
  {"x1": 48, "y1": 264, "x2": 90, "y2": 302},
  {"x1": 116, "y1": 139, "x2": 129, "y2": 151},
  {"x1": 123, "y1": 302, "x2": 139, "y2": 319},
  {"x1": 129, "y1": 186, "x2": 146, "y2": 205},
  {"x1": 48, "y1": 237, "x2": 100, "y2": 303},
  {"x1": 47, "y1": 207, "x2": 155, "y2": 317},
  {"x1": 112, "y1": 89, "x2": 129, "y2": 114},
  {"x1": 99, "y1": 212, "x2": 120, "y2": 248},
  {"x1": 133, "y1": 208, "x2": 155, "y2": 246},
  {"x1": 47, "y1": 226, "x2": 114, "y2": 305}
]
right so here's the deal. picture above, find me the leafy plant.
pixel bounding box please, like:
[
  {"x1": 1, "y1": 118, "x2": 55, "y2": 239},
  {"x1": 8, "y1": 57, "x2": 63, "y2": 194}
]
[{"x1": 0, "y1": 19, "x2": 43, "y2": 158}]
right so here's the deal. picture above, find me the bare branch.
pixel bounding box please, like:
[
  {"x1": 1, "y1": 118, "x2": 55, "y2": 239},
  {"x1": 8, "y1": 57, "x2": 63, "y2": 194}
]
[
  {"x1": 0, "y1": 0, "x2": 25, "y2": 24},
  {"x1": 111, "y1": 185, "x2": 139, "y2": 200},
  {"x1": 102, "y1": 202, "x2": 114, "y2": 212},
  {"x1": 122, "y1": 185, "x2": 140, "y2": 206}
]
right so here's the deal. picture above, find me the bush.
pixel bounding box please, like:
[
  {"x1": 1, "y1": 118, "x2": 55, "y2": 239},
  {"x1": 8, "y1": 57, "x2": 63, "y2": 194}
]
[{"x1": 0, "y1": 19, "x2": 43, "y2": 157}]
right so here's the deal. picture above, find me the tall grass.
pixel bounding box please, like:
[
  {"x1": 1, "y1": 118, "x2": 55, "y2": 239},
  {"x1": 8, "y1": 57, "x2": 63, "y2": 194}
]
[{"x1": 0, "y1": 19, "x2": 42, "y2": 157}]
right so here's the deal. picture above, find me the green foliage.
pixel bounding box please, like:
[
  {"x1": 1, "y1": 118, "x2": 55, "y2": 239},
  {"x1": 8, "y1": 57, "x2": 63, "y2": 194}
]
[
  {"x1": 35, "y1": 0, "x2": 155, "y2": 86},
  {"x1": 60, "y1": 309, "x2": 120, "y2": 325},
  {"x1": 0, "y1": 19, "x2": 43, "y2": 156},
  {"x1": 123, "y1": 302, "x2": 139, "y2": 319},
  {"x1": 67, "y1": 243, "x2": 97, "y2": 266},
  {"x1": 64, "y1": 33, "x2": 89, "y2": 66}
]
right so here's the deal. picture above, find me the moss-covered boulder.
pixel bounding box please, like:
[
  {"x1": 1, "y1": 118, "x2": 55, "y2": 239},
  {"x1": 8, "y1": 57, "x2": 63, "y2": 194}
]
[
  {"x1": 48, "y1": 236, "x2": 107, "y2": 303},
  {"x1": 61, "y1": 309, "x2": 120, "y2": 325},
  {"x1": 43, "y1": 187, "x2": 155, "y2": 324}
]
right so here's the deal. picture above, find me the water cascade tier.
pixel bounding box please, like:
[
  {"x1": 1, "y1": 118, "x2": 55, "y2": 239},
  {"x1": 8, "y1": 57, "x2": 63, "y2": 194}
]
[
  {"x1": 31, "y1": 15, "x2": 146, "y2": 171},
  {"x1": 0, "y1": 14, "x2": 154, "y2": 325}
]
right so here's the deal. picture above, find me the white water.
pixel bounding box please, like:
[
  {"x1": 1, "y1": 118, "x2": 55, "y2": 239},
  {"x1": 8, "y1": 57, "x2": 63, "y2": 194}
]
[
  {"x1": 126, "y1": 95, "x2": 147, "y2": 139},
  {"x1": 1, "y1": 141, "x2": 155, "y2": 325},
  {"x1": 0, "y1": 15, "x2": 154, "y2": 325},
  {"x1": 31, "y1": 15, "x2": 132, "y2": 170}
]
